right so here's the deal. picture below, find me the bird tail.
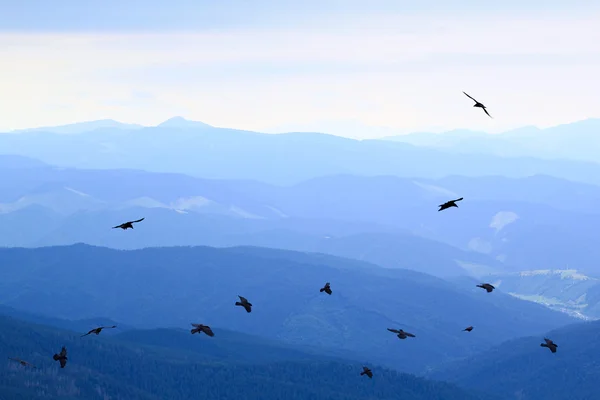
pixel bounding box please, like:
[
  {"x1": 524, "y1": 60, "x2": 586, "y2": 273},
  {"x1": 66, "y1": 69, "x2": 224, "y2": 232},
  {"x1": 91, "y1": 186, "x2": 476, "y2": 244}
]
[
  {"x1": 235, "y1": 302, "x2": 242, "y2": 306},
  {"x1": 360, "y1": 372, "x2": 365, "y2": 376},
  {"x1": 319, "y1": 288, "x2": 325, "y2": 292},
  {"x1": 191, "y1": 328, "x2": 199, "y2": 334}
]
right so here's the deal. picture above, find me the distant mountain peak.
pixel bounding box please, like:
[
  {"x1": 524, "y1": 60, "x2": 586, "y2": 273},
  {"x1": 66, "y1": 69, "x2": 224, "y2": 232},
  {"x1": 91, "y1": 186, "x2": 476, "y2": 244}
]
[
  {"x1": 8, "y1": 119, "x2": 144, "y2": 134},
  {"x1": 157, "y1": 116, "x2": 212, "y2": 129}
]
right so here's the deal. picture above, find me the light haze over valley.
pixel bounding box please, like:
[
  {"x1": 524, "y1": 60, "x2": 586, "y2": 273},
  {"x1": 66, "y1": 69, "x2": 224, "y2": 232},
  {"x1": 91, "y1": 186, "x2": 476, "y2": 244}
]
[{"x1": 1, "y1": 1, "x2": 600, "y2": 399}]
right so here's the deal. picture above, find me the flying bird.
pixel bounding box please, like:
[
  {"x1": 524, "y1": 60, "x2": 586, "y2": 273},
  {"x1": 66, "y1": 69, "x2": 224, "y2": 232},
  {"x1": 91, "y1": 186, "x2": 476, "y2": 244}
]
[
  {"x1": 541, "y1": 338, "x2": 558, "y2": 353},
  {"x1": 360, "y1": 366, "x2": 373, "y2": 378},
  {"x1": 320, "y1": 282, "x2": 332, "y2": 295},
  {"x1": 52, "y1": 346, "x2": 68, "y2": 368},
  {"x1": 476, "y1": 283, "x2": 495, "y2": 293},
  {"x1": 8, "y1": 357, "x2": 36, "y2": 368},
  {"x1": 387, "y1": 328, "x2": 416, "y2": 339},
  {"x1": 235, "y1": 295, "x2": 252, "y2": 313},
  {"x1": 463, "y1": 326, "x2": 474, "y2": 332},
  {"x1": 191, "y1": 323, "x2": 215, "y2": 337},
  {"x1": 112, "y1": 218, "x2": 145, "y2": 230},
  {"x1": 81, "y1": 325, "x2": 117, "y2": 337},
  {"x1": 438, "y1": 197, "x2": 463, "y2": 212},
  {"x1": 463, "y1": 91, "x2": 493, "y2": 118}
]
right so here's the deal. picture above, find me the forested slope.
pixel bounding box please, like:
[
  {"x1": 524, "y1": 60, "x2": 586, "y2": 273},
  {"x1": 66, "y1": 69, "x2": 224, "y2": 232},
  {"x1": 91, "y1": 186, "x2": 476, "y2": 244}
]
[{"x1": 0, "y1": 314, "x2": 488, "y2": 400}]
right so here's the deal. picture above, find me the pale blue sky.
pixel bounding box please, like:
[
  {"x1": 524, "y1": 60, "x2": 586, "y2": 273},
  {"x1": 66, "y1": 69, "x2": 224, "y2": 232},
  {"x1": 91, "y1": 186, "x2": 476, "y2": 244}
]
[{"x1": 1, "y1": 0, "x2": 599, "y2": 137}]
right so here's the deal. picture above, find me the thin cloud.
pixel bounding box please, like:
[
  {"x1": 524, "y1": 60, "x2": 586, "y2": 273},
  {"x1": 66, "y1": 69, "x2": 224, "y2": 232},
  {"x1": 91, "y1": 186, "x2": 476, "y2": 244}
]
[{"x1": 0, "y1": 12, "x2": 598, "y2": 135}]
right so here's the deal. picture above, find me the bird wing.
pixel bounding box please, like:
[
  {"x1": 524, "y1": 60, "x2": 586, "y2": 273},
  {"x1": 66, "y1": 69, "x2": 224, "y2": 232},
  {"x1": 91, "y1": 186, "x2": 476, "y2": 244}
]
[
  {"x1": 203, "y1": 326, "x2": 215, "y2": 336},
  {"x1": 483, "y1": 108, "x2": 493, "y2": 118},
  {"x1": 129, "y1": 218, "x2": 145, "y2": 224},
  {"x1": 59, "y1": 358, "x2": 67, "y2": 368},
  {"x1": 453, "y1": 197, "x2": 464, "y2": 202},
  {"x1": 112, "y1": 224, "x2": 124, "y2": 229},
  {"x1": 243, "y1": 303, "x2": 252, "y2": 313},
  {"x1": 405, "y1": 332, "x2": 416, "y2": 337},
  {"x1": 60, "y1": 347, "x2": 67, "y2": 357},
  {"x1": 463, "y1": 91, "x2": 478, "y2": 102},
  {"x1": 81, "y1": 329, "x2": 94, "y2": 337},
  {"x1": 238, "y1": 295, "x2": 247, "y2": 303},
  {"x1": 544, "y1": 338, "x2": 553, "y2": 345},
  {"x1": 387, "y1": 328, "x2": 400, "y2": 334},
  {"x1": 191, "y1": 323, "x2": 201, "y2": 328}
]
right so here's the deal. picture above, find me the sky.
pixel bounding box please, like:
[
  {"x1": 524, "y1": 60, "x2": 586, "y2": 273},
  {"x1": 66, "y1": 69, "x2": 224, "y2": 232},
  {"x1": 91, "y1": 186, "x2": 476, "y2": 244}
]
[{"x1": 1, "y1": 0, "x2": 599, "y2": 138}]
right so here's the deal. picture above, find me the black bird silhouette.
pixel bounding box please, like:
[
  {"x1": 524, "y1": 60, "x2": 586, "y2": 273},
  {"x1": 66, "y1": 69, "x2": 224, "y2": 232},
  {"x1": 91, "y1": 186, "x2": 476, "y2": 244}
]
[
  {"x1": 476, "y1": 283, "x2": 495, "y2": 293},
  {"x1": 8, "y1": 357, "x2": 36, "y2": 368},
  {"x1": 541, "y1": 338, "x2": 558, "y2": 353},
  {"x1": 463, "y1": 326, "x2": 474, "y2": 332},
  {"x1": 463, "y1": 91, "x2": 493, "y2": 118},
  {"x1": 191, "y1": 323, "x2": 215, "y2": 337},
  {"x1": 320, "y1": 282, "x2": 332, "y2": 295},
  {"x1": 235, "y1": 295, "x2": 252, "y2": 313},
  {"x1": 360, "y1": 366, "x2": 373, "y2": 378},
  {"x1": 387, "y1": 328, "x2": 416, "y2": 339},
  {"x1": 52, "y1": 346, "x2": 68, "y2": 368},
  {"x1": 112, "y1": 218, "x2": 144, "y2": 230},
  {"x1": 438, "y1": 197, "x2": 463, "y2": 212},
  {"x1": 81, "y1": 325, "x2": 117, "y2": 337}
]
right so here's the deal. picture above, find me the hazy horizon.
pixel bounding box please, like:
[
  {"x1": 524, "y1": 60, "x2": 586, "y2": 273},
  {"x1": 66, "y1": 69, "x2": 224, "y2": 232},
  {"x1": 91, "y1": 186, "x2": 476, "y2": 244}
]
[
  {"x1": 1, "y1": 0, "x2": 599, "y2": 138},
  {"x1": 2, "y1": 115, "x2": 599, "y2": 140}
]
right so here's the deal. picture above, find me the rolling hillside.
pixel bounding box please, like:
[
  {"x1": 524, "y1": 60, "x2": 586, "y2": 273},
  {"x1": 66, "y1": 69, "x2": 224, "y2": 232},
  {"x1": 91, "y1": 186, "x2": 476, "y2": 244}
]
[
  {"x1": 383, "y1": 118, "x2": 600, "y2": 164},
  {"x1": 0, "y1": 313, "x2": 489, "y2": 400},
  {"x1": 0, "y1": 244, "x2": 575, "y2": 374},
  {"x1": 3, "y1": 119, "x2": 600, "y2": 186},
  {"x1": 428, "y1": 319, "x2": 600, "y2": 400},
  {"x1": 6, "y1": 157, "x2": 600, "y2": 277},
  {"x1": 481, "y1": 269, "x2": 600, "y2": 320}
]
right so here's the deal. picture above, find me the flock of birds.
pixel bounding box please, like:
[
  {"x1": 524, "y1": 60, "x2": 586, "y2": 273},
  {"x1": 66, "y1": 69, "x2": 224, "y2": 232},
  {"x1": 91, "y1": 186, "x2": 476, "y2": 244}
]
[{"x1": 7, "y1": 92, "x2": 559, "y2": 379}]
